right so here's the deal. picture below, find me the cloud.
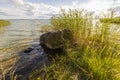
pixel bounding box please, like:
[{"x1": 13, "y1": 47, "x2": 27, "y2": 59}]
[
  {"x1": 0, "y1": 10, "x2": 13, "y2": 16},
  {"x1": 0, "y1": 0, "x2": 120, "y2": 19},
  {"x1": 77, "y1": 0, "x2": 120, "y2": 17},
  {"x1": 81, "y1": 0, "x2": 113, "y2": 11},
  {"x1": 0, "y1": 0, "x2": 59, "y2": 19},
  {"x1": 0, "y1": 6, "x2": 28, "y2": 18}
]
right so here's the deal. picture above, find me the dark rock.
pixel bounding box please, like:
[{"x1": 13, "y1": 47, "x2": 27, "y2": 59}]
[
  {"x1": 3, "y1": 28, "x2": 72, "y2": 80},
  {"x1": 40, "y1": 30, "x2": 64, "y2": 49},
  {"x1": 4, "y1": 44, "x2": 50, "y2": 80},
  {"x1": 42, "y1": 45, "x2": 65, "y2": 56},
  {"x1": 15, "y1": 45, "x2": 48, "y2": 73},
  {"x1": 24, "y1": 48, "x2": 33, "y2": 53},
  {"x1": 40, "y1": 28, "x2": 72, "y2": 49}
]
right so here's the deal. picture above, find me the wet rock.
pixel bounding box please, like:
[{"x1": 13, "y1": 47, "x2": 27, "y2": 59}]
[
  {"x1": 4, "y1": 28, "x2": 72, "y2": 80},
  {"x1": 5, "y1": 44, "x2": 50, "y2": 80},
  {"x1": 23, "y1": 48, "x2": 33, "y2": 53},
  {"x1": 40, "y1": 28, "x2": 72, "y2": 49}
]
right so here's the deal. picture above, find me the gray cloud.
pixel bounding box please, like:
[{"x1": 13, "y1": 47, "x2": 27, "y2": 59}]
[
  {"x1": 0, "y1": 10, "x2": 13, "y2": 16},
  {"x1": 113, "y1": 6, "x2": 120, "y2": 12},
  {"x1": 0, "y1": 0, "x2": 59, "y2": 19}
]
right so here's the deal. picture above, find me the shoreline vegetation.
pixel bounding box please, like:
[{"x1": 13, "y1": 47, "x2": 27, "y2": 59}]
[
  {"x1": 0, "y1": 9, "x2": 120, "y2": 80},
  {"x1": 0, "y1": 20, "x2": 11, "y2": 27},
  {"x1": 30, "y1": 9, "x2": 120, "y2": 80},
  {"x1": 100, "y1": 17, "x2": 120, "y2": 24}
]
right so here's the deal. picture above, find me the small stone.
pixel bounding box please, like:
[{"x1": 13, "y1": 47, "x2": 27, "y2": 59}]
[{"x1": 24, "y1": 48, "x2": 33, "y2": 53}]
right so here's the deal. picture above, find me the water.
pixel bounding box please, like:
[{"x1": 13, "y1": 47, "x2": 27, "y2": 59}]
[
  {"x1": 0, "y1": 19, "x2": 50, "y2": 48},
  {"x1": 0, "y1": 19, "x2": 50, "y2": 61}
]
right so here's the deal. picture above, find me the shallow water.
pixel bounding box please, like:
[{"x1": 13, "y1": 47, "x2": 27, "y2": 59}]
[
  {"x1": 0, "y1": 19, "x2": 50, "y2": 48},
  {"x1": 0, "y1": 19, "x2": 50, "y2": 60}
]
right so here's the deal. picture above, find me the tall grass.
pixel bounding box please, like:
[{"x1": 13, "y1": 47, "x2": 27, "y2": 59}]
[
  {"x1": 100, "y1": 10, "x2": 120, "y2": 24},
  {"x1": 31, "y1": 8, "x2": 120, "y2": 80},
  {"x1": 0, "y1": 20, "x2": 11, "y2": 27},
  {"x1": 100, "y1": 18, "x2": 120, "y2": 24}
]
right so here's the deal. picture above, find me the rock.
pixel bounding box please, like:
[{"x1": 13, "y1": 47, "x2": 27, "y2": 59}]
[
  {"x1": 4, "y1": 34, "x2": 70, "y2": 80},
  {"x1": 23, "y1": 48, "x2": 33, "y2": 53},
  {"x1": 4, "y1": 44, "x2": 50, "y2": 80},
  {"x1": 40, "y1": 28, "x2": 72, "y2": 49}
]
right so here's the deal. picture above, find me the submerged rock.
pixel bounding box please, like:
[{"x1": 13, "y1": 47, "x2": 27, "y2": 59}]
[
  {"x1": 5, "y1": 44, "x2": 50, "y2": 80},
  {"x1": 40, "y1": 28, "x2": 72, "y2": 49}
]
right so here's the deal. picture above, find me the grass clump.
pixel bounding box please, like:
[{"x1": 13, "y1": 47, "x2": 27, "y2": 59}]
[
  {"x1": 30, "y1": 9, "x2": 120, "y2": 80},
  {"x1": 100, "y1": 17, "x2": 120, "y2": 24},
  {"x1": 0, "y1": 20, "x2": 11, "y2": 27},
  {"x1": 100, "y1": 10, "x2": 120, "y2": 24}
]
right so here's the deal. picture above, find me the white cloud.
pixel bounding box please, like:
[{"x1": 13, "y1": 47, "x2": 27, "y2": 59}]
[
  {"x1": 0, "y1": 0, "x2": 59, "y2": 19},
  {"x1": 0, "y1": 0, "x2": 120, "y2": 19},
  {"x1": 76, "y1": 0, "x2": 120, "y2": 17},
  {"x1": 81, "y1": 0, "x2": 113, "y2": 11}
]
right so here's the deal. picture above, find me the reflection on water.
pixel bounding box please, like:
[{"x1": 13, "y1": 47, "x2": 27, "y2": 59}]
[{"x1": 0, "y1": 19, "x2": 50, "y2": 60}]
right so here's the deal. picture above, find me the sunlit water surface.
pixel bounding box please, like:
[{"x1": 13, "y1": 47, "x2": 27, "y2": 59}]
[{"x1": 0, "y1": 19, "x2": 50, "y2": 61}]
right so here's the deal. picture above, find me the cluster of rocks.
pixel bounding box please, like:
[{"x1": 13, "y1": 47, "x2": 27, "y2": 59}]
[
  {"x1": 5, "y1": 28, "x2": 72, "y2": 80},
  {"x1": 5, "y1": 44, "x2": 48, "y2": 80}
]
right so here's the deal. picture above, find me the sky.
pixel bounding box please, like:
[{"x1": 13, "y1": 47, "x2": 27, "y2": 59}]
[{"x1": 0, "y1": 0, "x2": 120, "y2": 19}]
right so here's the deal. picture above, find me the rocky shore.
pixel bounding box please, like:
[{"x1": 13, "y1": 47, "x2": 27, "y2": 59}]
[{"x1": 4, "y1": 28, "x2": 72, "y2": 80}]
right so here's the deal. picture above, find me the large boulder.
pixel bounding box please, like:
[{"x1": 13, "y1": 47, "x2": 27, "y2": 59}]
[{"x1": 40, "y1": 28, "x2": 72, "y2": 49}]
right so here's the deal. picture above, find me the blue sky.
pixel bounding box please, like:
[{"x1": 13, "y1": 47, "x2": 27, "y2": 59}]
[
  {"x1": 0, "y1": 0, "x2": 119, "y2": 19},
  {"x1": 28, "y1": 0, "x2": 88, "y2": 6}
]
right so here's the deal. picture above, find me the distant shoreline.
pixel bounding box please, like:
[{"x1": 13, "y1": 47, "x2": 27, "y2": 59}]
[{"x1": 0, "y1": 20, "x2": 11, "y2": 27}]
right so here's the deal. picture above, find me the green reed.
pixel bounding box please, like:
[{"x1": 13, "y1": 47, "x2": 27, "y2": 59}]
[{"x1": 30, "y1": 8, "x2": 120, "y2": 80}]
